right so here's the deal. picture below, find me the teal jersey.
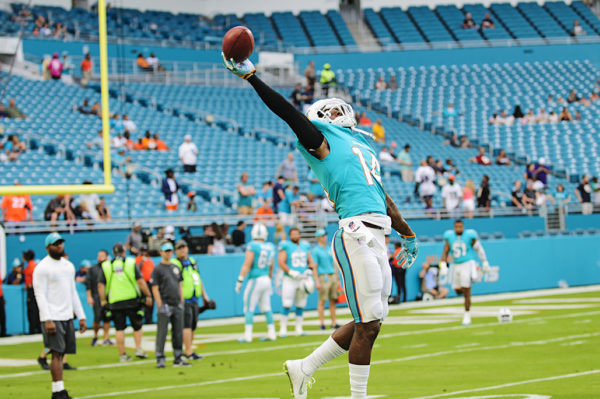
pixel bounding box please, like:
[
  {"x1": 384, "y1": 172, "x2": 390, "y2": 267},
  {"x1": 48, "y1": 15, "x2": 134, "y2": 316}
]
[
  {"x1": 444, "y1": 229, "x2": 479, "y2": 264},
  {"x1": 278, "y1": 189, "x2": 298, "y2": 214},
  {"x1": 247, "y1": 240, "x2": 275, "y2": 279},
  {"x1": 307, "y1": 169, "x2": 324, "y2": 197},
  {"x1": 296, "y1": 120, "x2": 387, "y2": 219},
  {"x1": 311, "y1": 244, "x2": 335, "y2": 275},
  {"x1": 279, "y1": 240, "x2": 311, "y2": 274}
]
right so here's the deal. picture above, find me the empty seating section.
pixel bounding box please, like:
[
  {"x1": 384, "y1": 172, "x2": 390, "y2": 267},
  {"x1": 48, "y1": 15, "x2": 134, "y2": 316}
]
[
  {"x1": 326, "y1": 10, "x2": 357, "y2": 46},
  {"x1": 299, "y1": 11, "x2": 341, "y2": 48},
  {"x1": 571, "y1": 1, "x2": 600, "y2": 33},
  {"x1": 489, "y1": 3, "x2": 542, "y2": 39},
  {"x1": 243, "y1": 13, "x2": 280, "y2": 47},
  {"x1": 544, "y1": 2, "x2": 595, "y2": 37},
  {"x1": 363, "y1": 8, "x2": 395, "y2": 45},
  {"x1": 436, "y1": 5, "x2": 484, "y2": 43},
  {"x1": 337, "y1": 59, "x2": 600, "y2": 179},
  {"x1": 406, "y1": 6, "x2": 454, "y2": 43},
  {"x1": 271, "y1": 12, "x2": 312, "y2": 48},
  {"x1": 517, "y1": 2, "x2": 568, "y2": 38},
  {"x1": 379, "y1": 7, "x2": 426, "y2": 44}
]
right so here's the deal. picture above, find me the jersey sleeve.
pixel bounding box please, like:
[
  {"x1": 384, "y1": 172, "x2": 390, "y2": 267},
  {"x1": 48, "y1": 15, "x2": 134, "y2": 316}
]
[
  {"x1": 443, "y1": 230, "x2": 452, "y2": 243},
  {"x1": 467, "y1": 229, "x2": 479, "y2": 241}
]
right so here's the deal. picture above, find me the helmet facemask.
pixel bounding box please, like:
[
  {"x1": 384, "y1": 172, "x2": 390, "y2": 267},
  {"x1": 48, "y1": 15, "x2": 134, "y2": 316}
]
[{"x1": 307, "y1": 98, "x2": 356, "y2": 128}]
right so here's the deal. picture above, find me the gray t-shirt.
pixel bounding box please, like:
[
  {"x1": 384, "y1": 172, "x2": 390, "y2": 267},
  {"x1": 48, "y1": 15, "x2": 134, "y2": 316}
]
[
  {"x1": 279, "y1": 159, "x2": 297, "y2": 180},
  {"x1": 126, "y1": 231, "x2": 142, "y2": 251},
  {"x1": 150, "y1": 262, "x2": 183, "y2": 306}
]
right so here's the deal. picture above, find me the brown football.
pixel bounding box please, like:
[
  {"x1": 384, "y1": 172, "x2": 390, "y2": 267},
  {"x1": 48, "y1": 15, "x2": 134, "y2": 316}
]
[{"x1": 222, "y1": 26, "x2": 254, "y2": 63}]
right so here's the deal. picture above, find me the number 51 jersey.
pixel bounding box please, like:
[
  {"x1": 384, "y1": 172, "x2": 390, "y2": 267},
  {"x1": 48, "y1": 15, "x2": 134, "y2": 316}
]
[
  {"x1": 443, "y1": 229, "x2": 478, "y2": 264},
  {"x1": 296, "y1": 119, "x2": 387, "y2": 219}
]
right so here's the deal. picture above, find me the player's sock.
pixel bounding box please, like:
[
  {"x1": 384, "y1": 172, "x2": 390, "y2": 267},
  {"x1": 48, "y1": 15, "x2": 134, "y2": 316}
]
[
  {"x1": 295, "y1": 308, "x2": 304, "y2": 334},
  {"x1": 265, "y1": 311, "x2": 274, "y2": 325},
  {"x1": 244, "y1": 324, "x2": 253, "y2": 342},
  {"x1": 267, "y1": 323, "x2": 276, "y2": 340},
  {"x1": 280, "y1": 308, "x2": 290, "y2": 335},
  {"x1": 349, "y1": 363, "x2": 370, "y2": 399},
  {"x1": 51, "y1": 380, "x2": 65, "y2": 393},
  {"x1": 301, "y1": 336, "x2": 347, "y2": 375},
  {"x1": 244, "y1": 311, "x2": 254, "y2": 325}
]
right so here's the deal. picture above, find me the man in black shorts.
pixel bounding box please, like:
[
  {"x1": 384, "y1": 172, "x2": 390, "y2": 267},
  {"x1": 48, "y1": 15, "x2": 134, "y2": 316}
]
[
  {"x1": 33, "y1": 233, "x2": 87, "y2": 399},
  {"x1": 98, "y1": 243, "x2": 152, "y2": 362},
  {"x1": 86, "y1": 249, "x2": 113, "y2": 346}
]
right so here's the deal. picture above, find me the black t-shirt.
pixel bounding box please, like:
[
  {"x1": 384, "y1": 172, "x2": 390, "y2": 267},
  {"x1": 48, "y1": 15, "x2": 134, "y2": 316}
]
[
  {"x1": 523, "y1": 188, "x2": 535, "y2": 200},
  {"x1": 232, "y1": 229, "x2": 246, "y2": 246},
  {"x1": 99, "y1": 260, "x2": 143, "y2": 309},
  {"x1": 577, "y1": 183, "x2": 591, "y2": 203},
  {"x1": 477, "y1": 184, "x2": 490, "y2": 207},
  {"x1": 150, "y1": 262, "x2": 183, "y2": 306},
  {"x1": 512, "y1": 189, "x2": 524, "y2": 205},
  {"x1": 85, "y1": 263, "x2": 104, "y2": 301}
]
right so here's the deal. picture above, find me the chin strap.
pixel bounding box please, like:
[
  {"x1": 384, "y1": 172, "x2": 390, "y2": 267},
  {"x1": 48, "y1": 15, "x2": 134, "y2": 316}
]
[{"x1": 351, "y1": 127, "x2": 375, "y2": 139}]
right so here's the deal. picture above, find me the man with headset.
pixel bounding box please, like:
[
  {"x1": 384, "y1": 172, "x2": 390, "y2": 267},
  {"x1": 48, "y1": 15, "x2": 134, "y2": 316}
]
[{"x1": 98, "y1": 243, "x2": 152, "y2": 362}]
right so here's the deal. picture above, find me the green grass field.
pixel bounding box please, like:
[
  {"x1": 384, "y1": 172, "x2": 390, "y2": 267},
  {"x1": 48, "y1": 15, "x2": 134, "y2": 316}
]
[{"x1": 1, "y1": 286, "x2": 599, "y2": 399}]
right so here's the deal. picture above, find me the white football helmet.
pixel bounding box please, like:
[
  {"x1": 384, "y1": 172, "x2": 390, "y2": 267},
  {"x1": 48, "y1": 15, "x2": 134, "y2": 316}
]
[
  {"x1": 306, "y1": 98, "x2": 356, "y2": 128},
  {"x1": 301, "y1": 275, "x2": 315, "y2": 294},
  {"x1": 251, "y1": 223, "x2": 268, "y2": 241}
]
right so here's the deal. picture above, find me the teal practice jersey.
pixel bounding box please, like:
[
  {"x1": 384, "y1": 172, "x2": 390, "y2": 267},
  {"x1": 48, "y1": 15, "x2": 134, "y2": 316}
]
[
  {"x1": 443, "y1": 229, "x2": 479, "y2": 264},
  {"x1": 279, "y1": 240, "x2": 311, "y2": 274},
  {"x1": 247, "y1": 241, "x2": 275, "y2": 279},
  {"x1": 311, "y1": 244, "x2": 335, "y2": 275},
  {"x1": 296, "y1": 120, "x2": 387, "y2": 219}
]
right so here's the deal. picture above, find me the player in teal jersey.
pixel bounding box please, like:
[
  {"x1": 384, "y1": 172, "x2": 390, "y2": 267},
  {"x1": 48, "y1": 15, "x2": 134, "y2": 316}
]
[
  {"x1": 440, "y1": 219, "x2": 491, "y2": 325},
  {"x1": 311, "y1": 229, "x2": 340, "y2": 330},
  {"x1": 278, "y1": 227, "x2": 319, "y2": 337},
  {"x1": 235, "y1": 224, "x2": 277, "y2": 342},
  {"x1": 224, "y1": 56, "x2": 418, "y2": 399}
]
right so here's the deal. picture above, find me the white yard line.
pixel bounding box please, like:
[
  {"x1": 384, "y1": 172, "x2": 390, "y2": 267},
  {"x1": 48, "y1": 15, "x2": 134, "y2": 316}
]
[
  {"x1": 410, "y1": 370, "x2": 600, "y2": 399},
  {"x1": 74, "y1": 332, "x2": 600, "y2": 399},
  {"x1": 2, "y1": 309, "x2": 599, "y2": 380}
]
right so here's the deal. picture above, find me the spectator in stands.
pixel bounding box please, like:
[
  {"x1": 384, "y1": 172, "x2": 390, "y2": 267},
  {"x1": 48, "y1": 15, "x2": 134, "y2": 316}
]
[
  {"x1": 461, "y1": 179, "x2": 475, "y2": 219},
  {"x1": 358, "y1": 112, "x2": 372, "y2": 127},
  {"x1": 76, "y1": 181, "x2": 100, "y2": 221},
  {"x1": 459, "y1": 135, "x2": 472, "y2": 148},
  {"x1": 97, "y1": 197, "x2": 111, "y2": 221},
  {"x1": 47, "y1": 52, "x2": 63, "y2": 80},
  {"x1": 445, "y1": 159, "x2": 460, "y2": 176},
  {"x1": 277, "y1": 152, "x2": 298, "y2": 183},
  {"x1": 146, "y1": 53, "x2": 161, "y2": 71},
  {"x1": 477, "y1": 175, "x2": 491, "y2": 211},
  {"x1": 5, "y1": 98, "x2": 27, "y2": 119},
  {"x1": 113, "y1": 148, "x2": 132, "y2": 177},
  {"x1": 87, "y1": 130, "x2": 104, "y2": 150},
  {"x1": 258, "y1": 181, "x2": 273, "y2": 205},
  {"x1": 443, "y1": 133, "x2": 461, "y2": 147},
  {"x1": 481, "y1": 13, "x2": 495, "y2": 29},
  {"x1": 111, "y1": 133, "x2": 126, "y2": 151},
  {"x1": 153, "y1": 133, "x2": 168, "y2": 151},
  {"x1": 575, "y1": 174, "x2": 592, "y2": 215},
  {"x1": 162, "y1": 169, "x2": 180, "y2": 211},
  {"x1": 567, "y1": 89, "x2": 589, "y2": 106},
  {"x1": 319, "y1": 63, "x2": 336, "y2": 97},
  {"x1": 590, "y1": 91, "x2": 599, "y2": 103},
  {"x1": 141, "y1": 130, "x2": 156, "y2": 150},
  {"x1": 122, "y1": 131, "x2": 134, "y2": 150},
  {"x1": 372, "y1": 119, "x2": 385, "y2": 142},
  {"x1": 1, "y1": 183, "x2": 33, "y2": 222},
  {"x1": 5, "y1": 260, "x2": 24, "y2": 285},
  {"x1": 111, "y1": 114, "x2": 125, "y2": 134},
  {"x1": 397, "y1": 144, "x2": 414, "y2": 182},
  {"x1": 231, "y1": 221, "x2": 246, "y2": 247},
  {"x1": 148, "y1": 227, "x2": 166, "y2": 256},
  {"x1": 77, "y1": 98, "x2": 93, "y2": 115},
  {"x1": 548, "y1": 110, "x2": 559, "y2": 123},
  {"x1": 136, "y1": 53, "x2": 153, "y2": 72},
  {"x1": 210, "y1": 222, "x2": 226, "y2": 255},
  {"x1": 5, "y1": 135, "x2": 26, "y2": 161},
  {"x1": 179, "y1": 134, "x2": 198, "y2": 173},
  {"x1": 44, "y1": 194, "x2": 76, "y2": 224},
  {"x1": 534, "y1": 158, "x2": 550, "y2": 186},
  {"x1": 589, "y1": 177, "x2": 600, "y2": 209},
  {"x1": 462, "y1": 13, "x2": 477, "y2": 29},
  {"x1": 387, "y1": 75, "x2": 398, "y2": 90},
  {"x1": 237, "y1": 172, "x2": 256, "y2": 215},
  {"x1": 122, "y1": 114, "x2": 137, "y2": 132},
  {"x1": 536, "y1": 108, "x2": 549, "y2": 123},
  {"x1": 375, "y1": 76, "x2": 387, "y2": 91},
  {"x1": 554, "y1": 184, "x2": 570, "y2": 209},
  {"x1": 290, "y1": 84, "x2": 303, "y2": 110},
  {"x1": 272, "y1": 176, "x2": 286, "y2": 213},
  {"x1": 522, "y1": 109, "x2": 536, "y2": 124},
  {"x1": 304, "y1": 61, "x2": 316, "y2": 90},
  {"x1": 559, "y1": 107, "x2": 573, "y2": 122},
  {"x1": 125, "y1": 222, "x2": 143, "y2": 255},
  {"x1": 80, "y1": 53, "x2": 92, "y2": 88},
  {"x1": 513, "y1": 105, "x2": 524, "y2": 119},
  {"x1": 186, "y1": 192, "x2": 197, "y2": 212},
  {"x1": 91, "y1": 101, "x2": 102, "y2": 117},
  {"x1": 132, "y1": 138, "x2": 145, "y2": 150},
  {"x1": 572, "y1": 20, "x2": 586, "y2": 36},
  {"x1": 442, "y1": 175, "x2": 462, "y2": 218},
  {"x1": 470, "y1": 147, "x2": 492, "y2": 166},
  {"x1": 379, "y1": 146, "x2": 395, "y2": 162},
  {"x1": 278, "y1": 185, "x2": 301, "y2": 226},
  {"x1": 496, "y1": 149, "x2": 511, "y2": 166},
  {"x1": 488, "y1": 113, "x2": 500, "y2": 125},
  {"x1": 53, "y1": 22, "x2": 67, "y2": 39},
  {"x1": 521, "y1": 180, "x2": 536, "y2": 211},
  {"x1": 416, "y1": 160, "x2": 436, "y2": 210},
  {"x1": 443, "y1": 103, "x2": 458, "y2": 117},
  {"x1": 575, "y1": 110, "x2": 583, "y2": 121},
  {"x1": 40, "y1": 22, "x2": 51, "y2": 37},
  {"x1": 301, "y1": 85, "x2": 314, "y2": 112},
  {"x1": 499, "y1": 109, "x2": 514, "y2": 125},
  {"x1": 254, "y1": 198, "x2": 275, "y2": 224},
  {"x1": 511, "y1": 180, "x2": 525, "y2": 209},
  {"x1": 556, "y1": 95, "x2": 566, "y2": 105},
  {"x1": 0, "y1": 104, "x2": 7, "y2": 119}
]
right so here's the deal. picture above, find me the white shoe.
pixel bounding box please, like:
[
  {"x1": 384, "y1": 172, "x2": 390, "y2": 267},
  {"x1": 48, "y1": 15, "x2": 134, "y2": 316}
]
[
  {"x1": 295, "y1": 328, "x2": 305, "y2": 336},
  {"x1": 284, "y1": 359, "x2": 315, "y2": 399},
  {"x1": 279, "y1": 328, "x2": 288, "y2": 338},
  {"x1": 462, "y1": 313, "x2": 471, "y2": 325},
  {"x1": 267, "y1": 331, "x2": 277, "y2": 341}
]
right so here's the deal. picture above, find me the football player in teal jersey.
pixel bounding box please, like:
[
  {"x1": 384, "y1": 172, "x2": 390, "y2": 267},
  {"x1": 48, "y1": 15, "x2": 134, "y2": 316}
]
[
  {"x1": 224, "y1": 56, "x2": 417, "y2": 399},
  {"x1": 439, "y1": 219, "x2": 491, "y2": 325},
  {"x1": 235, "y1": 223, "x2": 277, "y2": 342},
  {"x1": 278, "y1": 227, "x2": 319, "y2": 337}
]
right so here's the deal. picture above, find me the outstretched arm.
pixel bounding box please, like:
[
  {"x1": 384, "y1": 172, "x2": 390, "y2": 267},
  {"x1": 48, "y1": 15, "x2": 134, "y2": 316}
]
[{"x1": 385, "y1": 193, "x2": 414, "y2": 236}]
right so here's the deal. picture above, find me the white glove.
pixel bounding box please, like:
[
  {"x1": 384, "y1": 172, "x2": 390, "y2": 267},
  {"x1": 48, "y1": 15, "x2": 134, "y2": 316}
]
[
  {"x1": 222, "y1": 53, "x2": 256, "y2": 80},
  {"x1": 439, "y1": 261, "x2": 448, "y2": 277},
  {"x1": 235, "y1": 278, "x2": 243, "y2": 294},
  {"x1": 288, "y1": 270, "x2": 301, "y2": 280},
  {"x1": 482, "y1": 261, "x2": 491, "y2": 274}
]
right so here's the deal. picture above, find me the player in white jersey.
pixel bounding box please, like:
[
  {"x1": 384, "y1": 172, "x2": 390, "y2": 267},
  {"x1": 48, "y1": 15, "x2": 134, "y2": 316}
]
[{"x1": 235, "y1": 224, "x2": 277, "y2": 342}]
